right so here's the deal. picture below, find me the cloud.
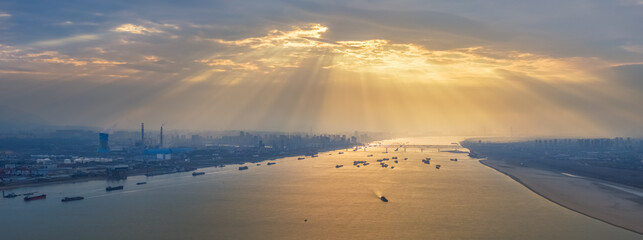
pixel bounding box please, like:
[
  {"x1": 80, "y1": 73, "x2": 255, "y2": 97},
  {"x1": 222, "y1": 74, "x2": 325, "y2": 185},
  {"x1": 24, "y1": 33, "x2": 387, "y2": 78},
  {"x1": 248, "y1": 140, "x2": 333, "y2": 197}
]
[
  {"x1": 33, "y1": 34, "x2": 99, "y2": 46},
  {"x1": 113, "y1": 24, "x2": 163, "y2": 34},
  {"x1": 0, "y1": 0, "x2": 641, "y2": 135},
  {"x1": 203, "y1": 24, "x2": 603, "y2": 86},
  {"x1": 197, "y1": 59, "x2": 258, "y2": 71},
  {"x1": 621, "y1": 43, "x2": 643, "y2": 54},
  {"x1": 41, "y1": 57, "x2": 87, "y2": 66}
]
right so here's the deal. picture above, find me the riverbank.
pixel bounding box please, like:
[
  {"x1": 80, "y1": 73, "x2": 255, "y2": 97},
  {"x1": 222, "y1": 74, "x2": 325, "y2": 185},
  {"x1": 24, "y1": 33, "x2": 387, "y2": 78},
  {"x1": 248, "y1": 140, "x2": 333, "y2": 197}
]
[
  {"x1": 480, "y1": 159, "x2": 643, "y2": 235},
  {"x1": 1, "y1": 144, "x2": 359, "y2": 191}
]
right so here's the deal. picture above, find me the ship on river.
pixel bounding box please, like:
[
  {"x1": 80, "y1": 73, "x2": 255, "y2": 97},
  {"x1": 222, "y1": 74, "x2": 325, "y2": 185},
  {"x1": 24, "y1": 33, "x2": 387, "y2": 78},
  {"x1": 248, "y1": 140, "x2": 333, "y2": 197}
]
[
  {"x1": 61, "y1": 196, "x2": 84, "y2": 202},
  {"x1": 24, "y1": 194, "x2": 46, "y2": 201},
  {"x1": 106, "y1": 186, "x2": 124, "y2": 191}
]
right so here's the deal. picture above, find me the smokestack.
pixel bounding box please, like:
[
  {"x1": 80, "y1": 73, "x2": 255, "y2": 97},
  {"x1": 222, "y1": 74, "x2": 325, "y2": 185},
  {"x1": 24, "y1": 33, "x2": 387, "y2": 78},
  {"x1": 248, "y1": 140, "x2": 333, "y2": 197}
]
[
  {"x1": 141, "y1": 123, "x2": 145, "y2": 147},
  {"x1": 160, "y1": 125, "x2": 163, "y2": 148}
]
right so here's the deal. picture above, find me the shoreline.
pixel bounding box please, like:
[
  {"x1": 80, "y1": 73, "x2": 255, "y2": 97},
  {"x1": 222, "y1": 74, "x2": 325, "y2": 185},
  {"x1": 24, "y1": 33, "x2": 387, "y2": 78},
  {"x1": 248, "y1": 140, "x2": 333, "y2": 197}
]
[
  {"x1": 1, "y1": 145, "x2": 358, "y2": 191},
  {"x1": 479, "y1": 159, "x2": 643, "y2": 235}
]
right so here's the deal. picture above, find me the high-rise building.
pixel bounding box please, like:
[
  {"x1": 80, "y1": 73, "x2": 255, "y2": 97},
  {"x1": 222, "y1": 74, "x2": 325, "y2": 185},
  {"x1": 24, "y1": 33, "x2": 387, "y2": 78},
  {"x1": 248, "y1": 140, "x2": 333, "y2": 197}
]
[{"x1": 98, "y1": 133, "x2": 110, "y2": 152}]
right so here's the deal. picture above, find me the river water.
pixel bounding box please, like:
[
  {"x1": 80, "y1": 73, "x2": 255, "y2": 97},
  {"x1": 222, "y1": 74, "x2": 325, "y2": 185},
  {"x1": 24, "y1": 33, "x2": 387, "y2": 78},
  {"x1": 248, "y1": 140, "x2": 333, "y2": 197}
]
[{"x1": 1, "y1": 137, "x2": 640, "y2": 239}]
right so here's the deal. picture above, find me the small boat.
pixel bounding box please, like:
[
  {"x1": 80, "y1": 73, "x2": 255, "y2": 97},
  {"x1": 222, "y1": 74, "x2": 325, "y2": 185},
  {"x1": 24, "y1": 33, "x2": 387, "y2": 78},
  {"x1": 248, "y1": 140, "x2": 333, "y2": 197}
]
[
  {"x1": 367, "y1": 154, "x2": 373, "y2": 157},
  {"x1": 436, "y1": 165, "x2": 441, "y2": 169},
  {"x1": 24, "y1": 194, "x2": 46, "y2": 201},
  {"x1": 106, "y1": 186, "x2": 124, "y2": 191},
  {"x1": 338, "y1": 152, "x2": 344, "y2": 154},
  {"x1": 392, "y1": 157, "x2": 398, "y2": 159},
  {"x1": 192, "y1": 172, "x2": 205, "y2": 176},
  {"x1": 267, "y1": 162, "x2": 276, "y2": 166},
  {"x1": 380, "y1": 196, "x2": 389, "y2": 202},
  {"x1": 136, "y1": 182, "x2": 147, "y2": 185},
  {"x1": 297, "y1": 157, "x2": 305, "y2": 160},
  {"x1": 404, "y1": 158, "x2": 408, "y2": 160},
  {"x1": 61, "y1": 196, "x2": 84, "y2": 202},
  {"x1": 335, "y1": 165, "x2": 343, "y2": 168},
  {"x1": 257, "y1": 163, "x2": 261, "y2": 166},
  {"x1": 2, "y1": 191, "x2": 18, "y2": 198},
  {"x1": 239, "y1": 166, "x2": 249, "y2": 171}
]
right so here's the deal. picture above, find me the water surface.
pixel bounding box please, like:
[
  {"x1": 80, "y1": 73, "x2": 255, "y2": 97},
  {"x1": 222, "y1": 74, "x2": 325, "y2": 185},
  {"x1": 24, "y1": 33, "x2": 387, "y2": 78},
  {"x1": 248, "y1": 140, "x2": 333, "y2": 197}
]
[{"x1": 1, "y1": 137, "x2": 640, "y2": 239}]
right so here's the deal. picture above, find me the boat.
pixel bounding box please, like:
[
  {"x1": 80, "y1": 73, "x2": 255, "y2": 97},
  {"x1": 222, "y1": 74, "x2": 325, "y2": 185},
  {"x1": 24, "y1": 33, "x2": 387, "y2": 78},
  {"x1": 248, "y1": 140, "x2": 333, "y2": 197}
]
[
  {"x1": 297, "y1": 157, "x2": 305, "y2": 160},
  {"x1": 267, "y1": 162, "x2": 276, "y2": 165},
  {"x1": 192, "y1": 172, "x2": 205, "y2": 176},
  {"x1": 24, "y1": 194, "x2": 46, "y2": 201},
  {"x1": 2, "y1": 191, "x2": 18, "y2": 198},
  {"x1": 380, "y1": 196, "x2": 389, "y2": 202},
  {"x1": 136, "y1": 182, "x2": 147, "y2": 185},
  {"x1": 239, "y1": 166, "x2": 249, "y2": 170},
  {"x1": 61, "y1": 196, "x2": 84, "y2": 202},
  {"x1": 335, "y1": 164, "x2": 343, "y2": 168},
  {"x1": 392, "y1": 157, "x2": 398, "y2": 159},
  {"x1": 106, "y1": 186, "x2": 124, "y2": 191}
]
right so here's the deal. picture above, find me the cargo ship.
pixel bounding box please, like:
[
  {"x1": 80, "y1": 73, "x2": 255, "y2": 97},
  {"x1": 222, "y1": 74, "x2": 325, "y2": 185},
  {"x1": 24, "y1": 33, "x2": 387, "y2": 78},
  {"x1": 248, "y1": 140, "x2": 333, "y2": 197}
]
[
  {"x1": 106, "y1": 186, "x2": 124, "y2": 191},
  {"x1": 24, "y1": 194, "x2": 46, "y2": 201},
  {"x1": 239, "y1": 166, "x2": 249, "y2": 170},
  {"x1": 192, "y1": 172, "x2": 205, "y2": 176},
  {"x1": 61, "y1": 196, "x2": 84, "y2": 202}
]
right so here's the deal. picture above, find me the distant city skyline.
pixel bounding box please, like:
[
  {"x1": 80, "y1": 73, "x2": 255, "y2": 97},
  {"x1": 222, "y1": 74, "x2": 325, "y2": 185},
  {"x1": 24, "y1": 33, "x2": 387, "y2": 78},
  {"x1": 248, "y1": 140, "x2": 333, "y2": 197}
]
[{"x1": 0, "y1": 1, "x2": 642, "y2": 136}]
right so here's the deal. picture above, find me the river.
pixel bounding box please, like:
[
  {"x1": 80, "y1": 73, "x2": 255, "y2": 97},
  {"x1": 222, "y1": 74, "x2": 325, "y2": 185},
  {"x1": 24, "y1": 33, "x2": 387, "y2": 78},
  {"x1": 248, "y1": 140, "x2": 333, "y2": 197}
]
[{"x1": 1, "y1": 137, "x2": 640, "y2": 239}]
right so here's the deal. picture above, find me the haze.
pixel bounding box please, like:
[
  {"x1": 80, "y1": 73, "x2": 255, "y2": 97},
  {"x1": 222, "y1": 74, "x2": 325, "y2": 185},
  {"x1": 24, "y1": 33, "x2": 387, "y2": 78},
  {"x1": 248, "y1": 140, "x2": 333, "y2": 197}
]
[{"x1": 0, "y1": 0, "x2": 642, "y2": 136}]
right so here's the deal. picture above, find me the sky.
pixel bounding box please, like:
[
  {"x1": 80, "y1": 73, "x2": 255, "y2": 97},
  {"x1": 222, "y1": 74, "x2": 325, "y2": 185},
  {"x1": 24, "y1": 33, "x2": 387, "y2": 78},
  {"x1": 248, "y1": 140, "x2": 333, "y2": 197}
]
[{"x1": 0, "y1": 0, "x2": 642, "y2": 136}]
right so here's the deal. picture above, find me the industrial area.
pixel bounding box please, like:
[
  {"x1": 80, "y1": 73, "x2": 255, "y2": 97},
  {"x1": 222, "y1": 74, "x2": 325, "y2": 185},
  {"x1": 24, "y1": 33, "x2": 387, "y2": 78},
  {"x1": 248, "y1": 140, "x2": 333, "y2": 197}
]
[{"x1": 0, "y1": 124, "x2": 370, "y2": 189}]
